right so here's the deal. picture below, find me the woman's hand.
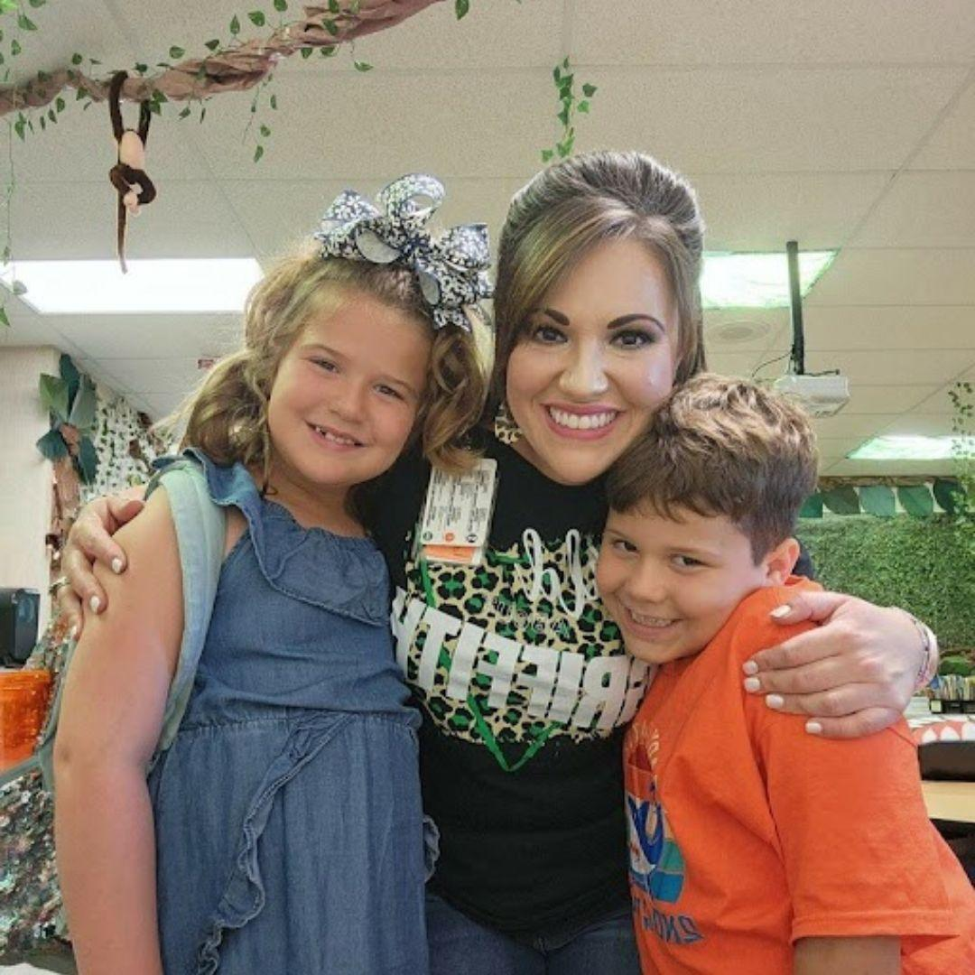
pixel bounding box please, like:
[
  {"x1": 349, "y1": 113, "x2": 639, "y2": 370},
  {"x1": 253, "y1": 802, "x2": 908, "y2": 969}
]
[
  {"x1": 742, "y1": 591, "x2": 933, "y2": 739},
  {"x1": 57, "y1": 488, "x2": 146, "y2": 637}
]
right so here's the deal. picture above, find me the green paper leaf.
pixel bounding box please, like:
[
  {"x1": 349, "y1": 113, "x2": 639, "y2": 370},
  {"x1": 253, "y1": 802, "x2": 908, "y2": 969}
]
[
  {"x1": 11, "y1": 39, "x2": 21, "y2": 55},
  {"x1": 0, "y1": 305, "x2": 9, "y2": 328},
  {"x1": 169, "y1": 45, "x2": 185, "y2": 59},
  {"x1": 582, "y1": 83, "x2": 597, "y2": 97},
  {"x1": 248, "y1": 11, "x2": 265, "y2": 27},
  {"x1": 230, "y1": 14, "x2": 241, "y2": 35},
  {"x1": 274, "y1": 0, "x2": 288, "y2": 10},
  {"x1": 540, "y1": 148, "x2": 554, "y2": 162},
  {"x1": 39, "y1": 374, "x2": 69, "y2": 420},
  {"x1": 328, "y1": 0, "x2": 341, "y2": 12},
  {"x1": 932, "y1": 478, "x2": 962, "y2": 515},
  {"x1": 259, "y1": 123, "x2": 271, "y2": 137},
  {"x1": 35, "y1": 428, "x2": 68, "y2": 462},
  {"x1": 204, "y1": 38, "x2": 220, "y2": 52},
  {"x1": 455, "y1": 0, "x2": 470, "y2": 19},
  {"x1": 55, "y1": 96, "x2": 65, "y2": 112},
  {"x1": 178, "y1": 106, "x2": 191, "y2": 119},
  {"x1": 270, "y1": 94, "x2": 278, "y2": 109},
  {"x1": 898, "y1": 484, "x2": 934, "y2": 517},
  {"x1": 577, "y1": 100, "x2": 589, "y2": 113},
  {"x1": 320, "y1": 44, "x2": 337, "y2": 56},
  {"x1": 353, "y1": 60, "x2": 373, "y2": 72},
  {"x1": 59, "y1": 353, "x2": 80, "y2": 399},
  {"x1": 822, "y1": 485, "x2": 860, "y2": 515},
  {"x1": 68, "y1": 375, "x2": 97, "y2": 431},
  {"x1": 322, "y1": 18, "x2": 339, "y2": 35},
  {"x1": 859, "y1": 485, "x2": 895, "y2": 518},
  {"x1": 17, "y1": 13, "x2": 37, "y2": 30},
  {"x1": 71, "y1": 52, "x2": 83, "y2": 65},
  {"x1": 798, "y1": 492, "x2": 823, "y2": 519},
  {"x1": 300, "y1": 46, "x2": 313, "y2": 58},
  {"x1": 253, "y1": 144, "x2": 264, "y2": 163},
  {"x1": 77, "y1": 436, "x2": 99, "y2": 484},
  {"x1": 28, "y1": 0, "x2": 47, "y2": 8}
]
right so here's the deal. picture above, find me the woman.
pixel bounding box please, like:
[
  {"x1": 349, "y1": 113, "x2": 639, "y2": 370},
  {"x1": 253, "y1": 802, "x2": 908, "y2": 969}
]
[{"x1": 60, "y1": 151, "x2": 934, "y2": 974}]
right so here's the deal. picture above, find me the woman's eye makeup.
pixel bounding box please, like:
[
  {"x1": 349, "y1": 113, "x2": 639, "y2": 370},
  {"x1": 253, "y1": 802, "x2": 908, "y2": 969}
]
[
  {"x1": 611, "y1": 328, "x2": 656, "y2": 349},
  {"x1": 527, "y1": 322, "x2": 565, "y2": 344}
]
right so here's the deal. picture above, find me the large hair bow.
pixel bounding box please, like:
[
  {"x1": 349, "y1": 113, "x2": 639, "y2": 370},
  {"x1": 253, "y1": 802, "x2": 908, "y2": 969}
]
[{"x1": 314, "y1": 173, "x2": 493, "y2": 332}]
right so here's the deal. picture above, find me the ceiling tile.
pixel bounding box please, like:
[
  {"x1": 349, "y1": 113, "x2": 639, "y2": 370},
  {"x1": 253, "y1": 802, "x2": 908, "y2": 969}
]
[
  {"x1": 851, "y1": 172, "x2": 975, "y2": 248},
  {"x1": 825, "y1": 458, "x2": 957, "y2": 477},
  {"x1": 800, "y1": 305, "x2": 975, "y2": 350},
  {"x1": 8, "y1": 181, "x2": 255, "y2": 260},
  {"x1": 807, "y1": 249, "x2": 975, "y2": 305},
  {"x1": 803, "y1": 348, "x2": 972, "y2": 385},
  {"x1": 911, "y1": 76, "x2": 975, "y2": 169},
  {"x1": 187, "y1": 71, "x2": 552, "y2": 181},
  {"x1": 704, "y1": 308, "x2": 787, "y2": 354},
  {"x1": 815, "y1": 437, "x2": 869, "y2": 461},
  {"x1": 878, "y1": 415, "x2": 957, "y2": 436},
  {"x1": 96, "y1": 356, "x2": 204, "y2": 395},
  {"x1": 813, "y1": 414, "x2": 899, "y2": 438},
  {"x1": 221, "y1": 176, "x2": 523, "y2": 259},
  {"x1": 43, "y1": 313, "x2": 242, "y2": 361},
  {"x1": 570, "y1": 0, "x2": 975, "y2": 65},
  {"x1": 692, "y1": 172, "x2": 892, "y2": 251},
  {"x1": 575, "y1": 67, "x2": 966, "y2": 173},
  {"x1": 833, "y1": 385, "x2": 941, "y2": 414}
]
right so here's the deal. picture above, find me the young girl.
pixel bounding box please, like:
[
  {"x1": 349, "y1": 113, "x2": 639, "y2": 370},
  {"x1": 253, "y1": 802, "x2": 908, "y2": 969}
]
[{"x1": 53, "y1": 175, "x2": 489, "y2": 975}]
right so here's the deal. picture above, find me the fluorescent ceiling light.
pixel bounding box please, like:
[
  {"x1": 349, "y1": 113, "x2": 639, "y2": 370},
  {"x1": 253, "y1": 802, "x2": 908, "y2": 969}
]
[
  {"x1": 0, "y1": 258, "x2": 264, "y2": 313},
  {"x1": 701, "y1": 251, "x2": 835, "y2": 309},
  {"x1": 848, "y1": 435, "x2": 975, "y2": 461}
]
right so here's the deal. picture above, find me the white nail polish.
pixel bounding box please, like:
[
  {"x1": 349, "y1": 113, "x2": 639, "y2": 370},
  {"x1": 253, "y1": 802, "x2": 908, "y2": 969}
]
[
  {"x1": 743, "y1": 677, "x2": 761, "y2": 693},
  {"x1": 89, "y1": 595, "x2": 101, "y2": 613},
  {"x1": 806, "y1": 721, "x2": 823, "y2": 735},
  {"x1": 111, "y1": 557, "x2": 124, "y2": 574},
  {"x1": 770, "y1": 605, "x2": 791, "y2": 619},
  {"x1": 742, "y1": 660, "x2": 758, "y2": 676},
  {"x1": 766, "y1": 694, "x2": 785, "y2": 709}
]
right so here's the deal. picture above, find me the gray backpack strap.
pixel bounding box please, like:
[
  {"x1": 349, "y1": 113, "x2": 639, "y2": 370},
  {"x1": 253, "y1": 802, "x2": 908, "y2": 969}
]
[
  {"x1": 35, "y1": 458, "x2": 226, "y2": 789},
  {"x1": 150, "y1": 458, "x2": 226, "y2": 764}
]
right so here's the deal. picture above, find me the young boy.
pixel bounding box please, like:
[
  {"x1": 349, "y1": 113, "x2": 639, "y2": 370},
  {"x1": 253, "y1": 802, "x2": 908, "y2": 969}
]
[{"x1": 596, "y1": 374, "x2": 975, "y2": 975}]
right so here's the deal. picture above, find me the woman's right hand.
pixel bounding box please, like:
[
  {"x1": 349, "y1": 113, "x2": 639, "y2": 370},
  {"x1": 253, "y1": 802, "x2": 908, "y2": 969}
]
[{"x1": 58, "y1": 488, "x2": 147, "y2": 636}]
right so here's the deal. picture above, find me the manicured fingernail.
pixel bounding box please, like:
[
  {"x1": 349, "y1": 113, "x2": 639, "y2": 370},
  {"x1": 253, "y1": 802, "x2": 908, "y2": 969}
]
[
  {"x1": 743, "y1": 677, "x2": 761, "y2": 693},
  {"x1": 805, "y1": 721, "x2": 823, "y2": 735},
  {"x1": 111, "y1": 557, "x2": 124, "y2": 574},
  {"x1": 89, "y1": 595, "x2": 101, "y2": 613},
  {"x1": 766, "y1": 694, "x2": 785, "y2": 710},
  {"x1": 742, "y1": 660, "x2": 758, "y2": 676},
  {"x1": 770, "y1": 605, "x2": 791, "y2": 619}
]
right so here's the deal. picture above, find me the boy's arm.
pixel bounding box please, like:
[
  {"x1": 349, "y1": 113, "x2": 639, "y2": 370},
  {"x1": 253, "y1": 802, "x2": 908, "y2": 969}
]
[
  {"x1": 794, "y1": 936, "x2": 900, "y2": 975},
  {"x1": 54, "y1": 489, "x2": 183, "y2": 975}
]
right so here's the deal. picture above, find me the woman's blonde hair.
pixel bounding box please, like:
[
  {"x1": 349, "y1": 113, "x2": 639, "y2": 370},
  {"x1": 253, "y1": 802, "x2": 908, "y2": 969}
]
[
  {"x1": 488, "y1": 150, "x2": 707, "y2": 419},
  {"x1": 160, "y1": 244, "x2": 485, "y2": 510}
]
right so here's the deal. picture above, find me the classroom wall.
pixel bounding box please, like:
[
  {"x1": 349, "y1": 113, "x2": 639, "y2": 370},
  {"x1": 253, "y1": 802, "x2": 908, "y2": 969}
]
[{"x1": 0, "y1": 346, "x2": 60, "y2": 632}]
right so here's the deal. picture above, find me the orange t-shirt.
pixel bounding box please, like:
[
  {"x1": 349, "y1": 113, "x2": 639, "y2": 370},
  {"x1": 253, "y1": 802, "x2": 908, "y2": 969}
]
[{"x1": 625, "y1": 578, "x2": 975, "y2": 975}]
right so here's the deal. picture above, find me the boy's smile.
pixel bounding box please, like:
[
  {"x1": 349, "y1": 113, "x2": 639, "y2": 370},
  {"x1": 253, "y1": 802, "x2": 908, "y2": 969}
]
[{"x1": 597, "y1": 506, "x2": 796, "y2": 665}]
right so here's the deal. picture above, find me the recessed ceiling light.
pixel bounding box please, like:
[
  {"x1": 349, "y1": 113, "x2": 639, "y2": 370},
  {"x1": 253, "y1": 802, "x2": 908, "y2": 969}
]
[
  {"x1": 848, "y1": 435, "x2": 974, "y2": 461},
  {"x1": 701, "y1": 251, "x2": 835, "y2": 310},
  {"x1": 0, "y1": 259, "x2": 264, "y2": 314},
  {"x1": 705, "y1": 319, "x2": 773, "y2": 345}
]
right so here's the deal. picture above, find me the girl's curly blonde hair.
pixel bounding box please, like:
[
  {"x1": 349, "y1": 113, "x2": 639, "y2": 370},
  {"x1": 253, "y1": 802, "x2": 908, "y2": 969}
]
[{"x1": 159, "y1": 244, "x2": 486, "y2": 516}]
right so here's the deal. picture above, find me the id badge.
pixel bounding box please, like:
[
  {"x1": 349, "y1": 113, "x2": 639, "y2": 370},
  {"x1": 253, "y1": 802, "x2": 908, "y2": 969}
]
[{"x1": 418, "y1": 457, "x2": 498, "y2": 566}]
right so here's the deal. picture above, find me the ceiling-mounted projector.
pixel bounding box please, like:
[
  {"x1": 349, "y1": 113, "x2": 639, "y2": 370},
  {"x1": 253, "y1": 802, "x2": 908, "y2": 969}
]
[
  {"x1": 773, "y1": 240, "x2": 849, "y2": 418},
  {"x1": 773, "y1": 373, "x2": 850, "y2": 417}
]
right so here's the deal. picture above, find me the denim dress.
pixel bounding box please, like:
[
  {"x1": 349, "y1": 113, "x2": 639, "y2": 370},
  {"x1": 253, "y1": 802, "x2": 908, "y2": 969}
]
[{"x1": 147, "y1": 453, "x2": 428, "y2": 975}]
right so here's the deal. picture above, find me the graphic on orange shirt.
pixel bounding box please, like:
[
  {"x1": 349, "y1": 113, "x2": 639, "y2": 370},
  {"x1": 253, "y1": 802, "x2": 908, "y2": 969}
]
[{"x1": 626, "y1": 725, "x2": 685, "y2": 904}]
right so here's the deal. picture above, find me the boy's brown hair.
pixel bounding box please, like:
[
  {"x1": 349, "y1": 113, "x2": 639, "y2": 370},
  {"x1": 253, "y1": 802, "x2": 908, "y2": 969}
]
[{"x1": 606, "y1": 373, "x2": 819, "y2": 561}]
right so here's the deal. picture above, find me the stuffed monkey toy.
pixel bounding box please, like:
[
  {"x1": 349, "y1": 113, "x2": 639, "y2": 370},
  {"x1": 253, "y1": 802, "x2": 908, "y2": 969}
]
[{"x1": 108, "y1": 71, "x2": 157, "y2": 272}]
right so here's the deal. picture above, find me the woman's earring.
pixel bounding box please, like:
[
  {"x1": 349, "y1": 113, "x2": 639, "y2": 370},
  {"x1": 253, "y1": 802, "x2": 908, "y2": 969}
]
[{"x1": 493, "y1": 400, "x2": 522, "y2": 446}]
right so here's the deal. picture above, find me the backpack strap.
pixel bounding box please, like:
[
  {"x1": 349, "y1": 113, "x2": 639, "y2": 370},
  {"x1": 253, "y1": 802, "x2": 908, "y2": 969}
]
[{"x1": 33, "y1": 457, "x2": 226, "y2": 789}]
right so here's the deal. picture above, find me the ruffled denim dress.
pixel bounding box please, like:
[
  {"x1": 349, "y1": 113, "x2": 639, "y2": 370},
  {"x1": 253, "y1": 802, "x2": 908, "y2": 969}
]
[{"x1": 147, "y1": 453, "x2": 428, "y2": 974}]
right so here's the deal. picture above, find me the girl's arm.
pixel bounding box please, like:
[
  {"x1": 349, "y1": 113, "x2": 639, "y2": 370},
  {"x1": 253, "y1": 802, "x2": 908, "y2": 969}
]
[
  {"x1": 54, "y1": 489, "x2": 183, "y2": 975},
  {"x1": 794, "y1": 936, "x2": 900, "y2": 975},
  {"x1": 743, "y1": 590, "x2": 936, "y2": 739}
]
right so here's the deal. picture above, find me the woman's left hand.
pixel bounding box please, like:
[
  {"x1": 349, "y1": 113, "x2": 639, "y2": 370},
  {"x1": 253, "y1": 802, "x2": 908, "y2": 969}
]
[{"x1": 742, "y1": 591, "x2": 932, "y2": 739}]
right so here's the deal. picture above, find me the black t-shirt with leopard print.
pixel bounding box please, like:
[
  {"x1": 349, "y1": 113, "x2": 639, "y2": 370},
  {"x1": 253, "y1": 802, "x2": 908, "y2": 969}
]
[{"x1": 373, "y1": 431, "x2": 649, "y2": 936}]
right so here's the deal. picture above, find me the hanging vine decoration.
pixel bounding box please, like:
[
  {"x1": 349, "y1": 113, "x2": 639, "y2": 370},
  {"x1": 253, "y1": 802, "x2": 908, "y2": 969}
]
[
  {"x1": 540, "y1": 57, "x2": 596, "y2": 163},
  {"x1": 948, "y1": 380, "x2": 975, "y2": 554}
]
